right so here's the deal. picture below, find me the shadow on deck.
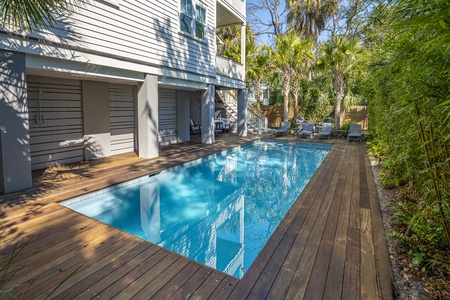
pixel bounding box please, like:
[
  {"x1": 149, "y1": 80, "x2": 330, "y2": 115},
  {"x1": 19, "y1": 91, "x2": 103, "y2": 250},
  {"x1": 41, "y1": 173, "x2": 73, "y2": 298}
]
[{"x1": 0, "y1": 133, "x2": 393, "y2": 299}]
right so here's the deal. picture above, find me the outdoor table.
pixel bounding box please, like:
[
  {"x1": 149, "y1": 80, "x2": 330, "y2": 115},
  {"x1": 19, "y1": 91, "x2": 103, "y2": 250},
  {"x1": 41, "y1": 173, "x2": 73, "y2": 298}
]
[{"x1": 336, "y1": 129, "x2": 347, "y2": 138}]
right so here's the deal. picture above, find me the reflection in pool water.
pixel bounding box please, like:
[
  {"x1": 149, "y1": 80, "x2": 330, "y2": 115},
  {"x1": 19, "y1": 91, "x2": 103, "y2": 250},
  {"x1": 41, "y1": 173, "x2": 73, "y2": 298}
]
[{"x1": 63, "y1": 140, "x2": 331, "y2": 279}]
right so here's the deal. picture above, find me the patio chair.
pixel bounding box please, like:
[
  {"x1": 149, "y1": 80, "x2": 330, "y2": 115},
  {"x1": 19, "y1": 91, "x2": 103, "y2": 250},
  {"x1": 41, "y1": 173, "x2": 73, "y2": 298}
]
[
  {"x1": 318, "y1": 123, "x2": 332, "y2": 139},
  {"x1": 272, "y1": 121, "x2": 291, "y2": 136},
  {"x1": 214, "y1": 120, "x2": 224, "y2": 136},
  {"x1": 298, "y1": 122, "x2": 315, "y2": 138},
  {"x1": 190, "y1": 119, "x2": 201, "y2": 134},
  {"x1": 347, "y1": 124, "x2": 362, "y2": 142}
]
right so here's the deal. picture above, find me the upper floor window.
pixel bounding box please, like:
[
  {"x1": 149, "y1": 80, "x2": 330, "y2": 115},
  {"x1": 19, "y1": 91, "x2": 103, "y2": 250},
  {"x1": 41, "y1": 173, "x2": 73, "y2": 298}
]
[{"x1": 180, "y1": 0, "x2": 206, "y2": 40}]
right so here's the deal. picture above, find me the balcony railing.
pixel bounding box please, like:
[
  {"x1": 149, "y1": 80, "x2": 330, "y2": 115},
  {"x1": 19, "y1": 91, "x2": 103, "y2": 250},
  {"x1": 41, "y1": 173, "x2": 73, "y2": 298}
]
[{"x1": 216, "y1": 55, "x2": 244, "y2": 81}]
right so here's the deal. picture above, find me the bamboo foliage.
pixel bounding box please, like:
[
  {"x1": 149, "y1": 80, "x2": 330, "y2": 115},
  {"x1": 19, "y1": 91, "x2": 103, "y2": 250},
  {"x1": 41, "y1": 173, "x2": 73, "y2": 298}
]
[{"x1": 365, "y1": 0, "x2": 450, "y2": 247}]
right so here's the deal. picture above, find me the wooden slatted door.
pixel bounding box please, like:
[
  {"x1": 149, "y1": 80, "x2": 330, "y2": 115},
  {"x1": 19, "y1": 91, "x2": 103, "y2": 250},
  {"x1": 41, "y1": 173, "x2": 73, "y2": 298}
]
[
  {"x1": 28, "y1": 76, "x2": 84, "y2": 170},
  {"x1": 110, "y1": 84, "x2": 136, "y2": 155},
  {"x1": 158, "y1": 88, "x2": 178, "y2": 146}
]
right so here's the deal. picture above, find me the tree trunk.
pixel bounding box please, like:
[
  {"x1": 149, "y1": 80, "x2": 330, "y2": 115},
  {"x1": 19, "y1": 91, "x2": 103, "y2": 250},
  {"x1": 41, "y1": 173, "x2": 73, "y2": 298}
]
[
  {"x1": 335, "y1": 70, "x2": 344, "y2": 129},
  {"x1": 292, "y1": 77, "x2": 299, "y2": 119},
  {"x1": 283, "y1": 68, "x2": 290, "y2": 122},
  {"x1": 255, "y1": 79, "x2": 261, "y2": 110}
]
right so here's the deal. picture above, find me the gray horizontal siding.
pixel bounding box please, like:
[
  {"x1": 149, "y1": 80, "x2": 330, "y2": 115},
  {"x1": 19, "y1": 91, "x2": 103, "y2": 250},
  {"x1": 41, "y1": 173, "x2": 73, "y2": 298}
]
[
  {"x1": 27, "y1": 76, "x2": 84, "y2": 170},
  {"x1": 110, "y1": 84, "x2": 135, "y2": 155},
  {"x1": 26, "y1": 0, "x2": 216, "y2": 77}
]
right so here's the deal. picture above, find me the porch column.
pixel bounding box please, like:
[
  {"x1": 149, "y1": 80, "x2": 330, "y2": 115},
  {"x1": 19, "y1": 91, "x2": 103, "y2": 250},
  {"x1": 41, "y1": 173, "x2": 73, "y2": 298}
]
[
  {"x1": 137, "y1": 74, "x2": 158, "y2": 159},
  {"x1": 201, "y1": 84, "x2": 215, "y2": 144},
  {"x1": 0, "y1": 50, "x2": 32, "y2": 193},
  {"x1": 241, "y1": 23, "x2": 246, "y2": 71},
  {"x1": 177, "y1": 91, "x2": 190, "y2": 142},
  {"x1": 237, "y1": 88, "x2": 248, "y2": 137}
]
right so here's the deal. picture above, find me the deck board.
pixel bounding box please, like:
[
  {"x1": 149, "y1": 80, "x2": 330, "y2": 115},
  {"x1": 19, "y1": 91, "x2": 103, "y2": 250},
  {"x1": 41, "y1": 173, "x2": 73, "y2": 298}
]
[{"x1": 0, "y1": 134, "x2": 393, "y2": 299}]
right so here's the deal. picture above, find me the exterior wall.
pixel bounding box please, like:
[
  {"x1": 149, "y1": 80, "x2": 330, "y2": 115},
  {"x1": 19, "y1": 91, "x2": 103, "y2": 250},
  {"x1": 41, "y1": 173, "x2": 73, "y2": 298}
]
[
  {"x1": 0, "y1": 50, "x2": 32, "y2": 193},
  {"x1": 109, "y1": 84, "x2": 136, "y2": 154},
  {"x1": 0, "y1": 0, "x2": 216, "y2": 79},
  {"x1": 0, "y1": 0, "x2": 247, "y2": 193},
  {"x1": 83, "y1": 81, "x2": 111, "y2": 159},
  {"x1": 158, "y1": 88, "x2": 178, "y2": 145},
  {"x1": 28, "y1": 76, "x2": 85, "y2": 170},
  {"x1": 177, "y1": 91, "x2": 191, "y2": 142}
]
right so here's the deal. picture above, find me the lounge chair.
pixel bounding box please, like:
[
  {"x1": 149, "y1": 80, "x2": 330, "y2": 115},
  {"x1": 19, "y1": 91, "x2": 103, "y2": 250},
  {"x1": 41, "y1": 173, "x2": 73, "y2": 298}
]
[
  {"x1": 318, "y1": 123, "x2": 332, "y2": 139},
  {"x1": 322, "y1": 117, "x2": 332, "y2": 124},
  {"x1": 273, "y1": 121, "x2": 291, "y2": 136},
  {"x1": 347, "y1": 124, "x2": 362, "y2": 142},
  {"x1": 298, "y1": 122, "x2": 315, "y2": 138},
  {"x1": 190, "y1": 119, "x2": 201, "y2": 134}
]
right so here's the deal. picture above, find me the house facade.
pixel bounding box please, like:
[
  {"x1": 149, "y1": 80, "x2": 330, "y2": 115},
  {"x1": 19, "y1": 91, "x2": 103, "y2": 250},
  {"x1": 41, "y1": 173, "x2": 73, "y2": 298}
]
[{"x1": 0, "y1": 0, "x2": 247, "y2": 194}]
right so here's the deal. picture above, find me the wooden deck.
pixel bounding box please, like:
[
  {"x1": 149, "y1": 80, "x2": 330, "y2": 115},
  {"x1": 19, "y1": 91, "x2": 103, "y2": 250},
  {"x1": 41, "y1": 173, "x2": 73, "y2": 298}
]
[{"x1": 0, "y1": 134, "x2": 393, "y2": 299}]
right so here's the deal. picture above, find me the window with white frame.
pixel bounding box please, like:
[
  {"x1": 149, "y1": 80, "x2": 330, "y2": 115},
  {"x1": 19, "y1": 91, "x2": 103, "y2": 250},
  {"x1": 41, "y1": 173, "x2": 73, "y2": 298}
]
[{"x1": 180, "y1": 0, "x2": 206, "y2": 40}]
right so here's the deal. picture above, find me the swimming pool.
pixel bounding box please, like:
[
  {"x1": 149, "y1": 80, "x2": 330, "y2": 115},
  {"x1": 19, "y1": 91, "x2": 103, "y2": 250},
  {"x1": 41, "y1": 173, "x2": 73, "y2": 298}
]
[{"x1": 62, "y1": 140, "x2": 331, "y2": 279}]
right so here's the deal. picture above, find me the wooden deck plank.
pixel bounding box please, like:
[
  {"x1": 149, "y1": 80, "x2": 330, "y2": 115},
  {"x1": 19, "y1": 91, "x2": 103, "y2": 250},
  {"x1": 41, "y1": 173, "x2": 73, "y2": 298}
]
[
  {"x1": 96, "y1": 249, "x2": 170, "y2": 299},
  {"x1": 260, "y1": 145, "x2": 344, "y2": 299},
  {"x1": 129, "y1": 256, "x2": 191, "y2": 299},
  {"x1": 71, "y1": 245, "x2": 160, "y2": 298},
  {"x1": 19, "y1": 236, "x2": 138, "y2": 299},
  {"x1": 302, "y1": 143, "x2": 351, "y2": 299},
  {"x1": 69, "y1": 242, "x2": 155, "y2": 299},
  {"x1": 208, "y1": 273, "x2": 239, "y2": 300},
  {"x1": 48, "y1": 238, "x2": 143, "y2": 299},
  {"x1": 151, "y1": 261, "x2": 201, "y2": 299},
  {"x1": 169, "y1": 266, "x2": 214, "y2": 299},
  {"x1": 228, "y1": 144, "x2": 338, "y2": 299},
  {"x1": 322, "y1": 143, "x2": 356, "y2": 299},
  {"x1": 364, "y1": 153, "x2": 394, "y2": 299},
  {"x1": 112, "y1": 252, "x2": 180, "y2": 299},
  {"x1": 0, "y1": 135, "x2": 394, "y2": 300},
  {"x1": 189, "y1": 270, "x2": 228, "y2": 299},
  {"x1": 5, "y1": 218, "x2": 119, "y2": 289},
  {"x1": 284, "y1": 144, "x2": 347, "y2": 299}
]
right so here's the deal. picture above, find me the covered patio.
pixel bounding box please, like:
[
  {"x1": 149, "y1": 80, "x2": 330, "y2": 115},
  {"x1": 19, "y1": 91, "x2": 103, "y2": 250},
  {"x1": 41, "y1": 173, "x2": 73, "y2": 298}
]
[{"x1": 0, "y1": 134, "x2": 393, "y2": 299}]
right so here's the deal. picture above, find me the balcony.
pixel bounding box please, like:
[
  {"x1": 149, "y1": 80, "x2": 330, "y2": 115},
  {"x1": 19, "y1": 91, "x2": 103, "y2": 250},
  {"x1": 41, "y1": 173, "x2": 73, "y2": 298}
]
[
  {"x1": 216, "y1": 55, "x2": 244, "y2": 81},
  {"x1": 216, "y1": 0, "x2": 245, "y2": 28}
]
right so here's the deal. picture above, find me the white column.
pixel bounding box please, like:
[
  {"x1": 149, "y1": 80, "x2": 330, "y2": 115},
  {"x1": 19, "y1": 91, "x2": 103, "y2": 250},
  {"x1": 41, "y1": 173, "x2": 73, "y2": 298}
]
[
  {"x1": 241, "y1": 23, "x2": 246, "y2": 70},
  {"x1": 201, "y1": 84, "x2": 215, "y2": 144},
  {"x1": 0, "y1": 50, "x2": 32, "y2": 193},
  {"x1": 137, "y1": 75, "x2": 159, "y2": 159},
  {"x1": 237, "y1": 89, "x2": 248, "y2": 137}
]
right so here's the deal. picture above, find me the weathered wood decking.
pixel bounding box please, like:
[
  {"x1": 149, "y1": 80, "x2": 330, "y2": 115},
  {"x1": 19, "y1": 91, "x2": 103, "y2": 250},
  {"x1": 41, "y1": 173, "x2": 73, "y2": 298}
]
[{"x1": 0, "y1": 134, "x2": 393, "y2": 299}]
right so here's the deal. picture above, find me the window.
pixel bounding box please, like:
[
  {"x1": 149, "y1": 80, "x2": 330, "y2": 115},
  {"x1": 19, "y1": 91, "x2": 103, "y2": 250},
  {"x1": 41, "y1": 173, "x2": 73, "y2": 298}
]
[{"x1": 180, "y1": 0, "x2": 206, "y2": 40}]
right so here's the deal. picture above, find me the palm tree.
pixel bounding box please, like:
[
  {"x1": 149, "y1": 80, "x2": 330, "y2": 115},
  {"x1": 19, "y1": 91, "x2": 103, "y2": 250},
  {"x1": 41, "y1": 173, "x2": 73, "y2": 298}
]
[
  {"x1": 0, "y1": 0, "x2": 84, "y2": 31},
  {"x1": 317, "y1": 36, "x2": 363, "y2": 129},
  {"x1": 290, "y1": 39, "x2": 314, "y2": 118},
  {"x1": 266, "y1": 32, "x2": 304, "y2": 122},
  {"x1": 286, "y1": 0, "x2": 338, "y2": 40},
  {"x1": 246, "y1": 42, "x2": 269, "y2": 109}
]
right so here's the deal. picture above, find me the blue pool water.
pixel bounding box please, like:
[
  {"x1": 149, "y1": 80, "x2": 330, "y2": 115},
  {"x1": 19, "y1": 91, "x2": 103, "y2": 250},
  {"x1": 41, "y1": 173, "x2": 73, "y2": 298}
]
[{"x1": 62, "y1": 140, "x2": 331, "y2": 279}]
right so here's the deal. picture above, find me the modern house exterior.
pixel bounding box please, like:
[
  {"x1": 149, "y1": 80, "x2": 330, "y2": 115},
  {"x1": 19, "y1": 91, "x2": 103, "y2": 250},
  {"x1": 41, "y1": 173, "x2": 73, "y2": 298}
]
[{"x1": 0, "y1": 0, "x2": 247, "y2": 194}]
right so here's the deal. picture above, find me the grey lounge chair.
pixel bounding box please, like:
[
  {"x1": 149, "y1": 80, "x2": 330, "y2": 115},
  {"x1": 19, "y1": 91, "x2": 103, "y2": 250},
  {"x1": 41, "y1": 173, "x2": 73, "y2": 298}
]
[
  {"x1": 347, "y1": 124, "x2": 362, "y2": 142},
  {"x1": 298, "y1": 122, "x2": 315, "y2": 138},
  {"x1": 273, "y1": 121, "x2": 291, "y2": 136},
  {"x1": 318, "y1": 123, "x2": 332, "y2": 139}
]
